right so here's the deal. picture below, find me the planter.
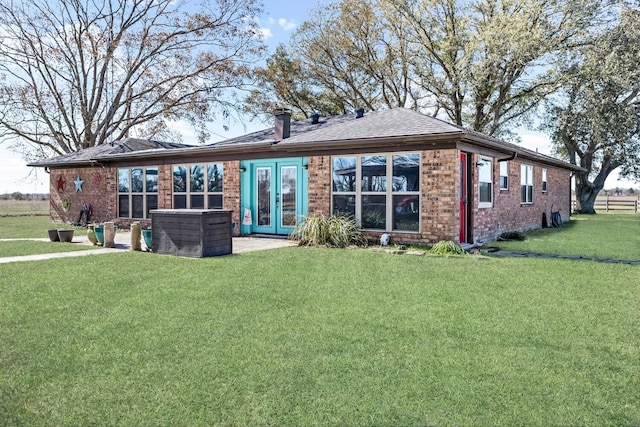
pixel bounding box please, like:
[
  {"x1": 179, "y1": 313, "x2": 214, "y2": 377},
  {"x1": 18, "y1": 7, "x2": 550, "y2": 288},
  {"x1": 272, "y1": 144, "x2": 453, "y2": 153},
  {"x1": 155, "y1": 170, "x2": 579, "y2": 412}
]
[
  {"x1": 93, "y1": 225, "x2": 118, "y2": 245},
  {"x1": 47, "y1": 228, "x2": 60, "y2": 242},
  {"x1": 57, "y1": 229, "x2": 75, "y2": 243},
  {"x1": 87, "y1": 225, "x2": 98, "y2": 245},
  {"x1": 141, "y1": 229, "x2": 152, "y2": 251},
  {"x1": 94, "y1": 225, "x2": 104, "y2": 245}
]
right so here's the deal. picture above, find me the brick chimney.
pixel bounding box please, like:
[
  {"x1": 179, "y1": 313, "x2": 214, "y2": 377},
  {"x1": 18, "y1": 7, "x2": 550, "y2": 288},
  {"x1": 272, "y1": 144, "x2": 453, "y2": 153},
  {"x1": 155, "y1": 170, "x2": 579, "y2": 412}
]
[{"x1": 274, "y1": 108, "x2": 291, "y2": 141}]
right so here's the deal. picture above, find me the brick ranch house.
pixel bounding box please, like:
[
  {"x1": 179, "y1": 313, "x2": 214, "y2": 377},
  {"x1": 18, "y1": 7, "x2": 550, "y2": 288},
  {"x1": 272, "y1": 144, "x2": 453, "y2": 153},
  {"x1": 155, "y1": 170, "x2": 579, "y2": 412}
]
[{"x1": 29, "y1": 108, "x2": 581, "y2": 245}]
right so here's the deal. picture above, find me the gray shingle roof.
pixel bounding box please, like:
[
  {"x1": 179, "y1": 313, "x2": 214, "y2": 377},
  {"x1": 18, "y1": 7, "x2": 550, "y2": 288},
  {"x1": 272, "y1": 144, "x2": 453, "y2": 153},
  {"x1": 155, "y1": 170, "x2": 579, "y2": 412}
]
[{"x1": 27, "y1": 138, "x2": 191, "y2": 167}]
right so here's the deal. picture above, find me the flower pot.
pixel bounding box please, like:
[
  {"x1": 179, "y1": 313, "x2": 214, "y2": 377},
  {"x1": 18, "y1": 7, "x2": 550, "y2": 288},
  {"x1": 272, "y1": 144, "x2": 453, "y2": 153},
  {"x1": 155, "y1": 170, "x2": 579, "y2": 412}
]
[
  {"x1": 94, "y1": 225, "x2": 117, "y2": 246},
  {"x1": 142, "y1": 229, "x2": 152, "y2": 251},
  {"x1": 57, "y1": 229, "x2": 75, "y2": 243},
  {"x1": 87, "y1": 225, "x2": 98, "y2": 245},
  {"x1": 94, "y1": 225, "x2": 104, "y2": 245},
  {"x1": 47, "y1": 229, "x2": 60, "y2": 242}
]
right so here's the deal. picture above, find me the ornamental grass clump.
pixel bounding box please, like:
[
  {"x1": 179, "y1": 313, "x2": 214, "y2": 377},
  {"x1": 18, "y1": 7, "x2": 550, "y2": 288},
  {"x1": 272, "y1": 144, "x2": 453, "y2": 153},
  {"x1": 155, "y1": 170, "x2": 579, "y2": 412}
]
[
  {"x1": 290, "y1": 214, "x2": 366, "y2": 248},
  {"x1": 429, "y1": 240, "x2": 467, "y2": 255}
]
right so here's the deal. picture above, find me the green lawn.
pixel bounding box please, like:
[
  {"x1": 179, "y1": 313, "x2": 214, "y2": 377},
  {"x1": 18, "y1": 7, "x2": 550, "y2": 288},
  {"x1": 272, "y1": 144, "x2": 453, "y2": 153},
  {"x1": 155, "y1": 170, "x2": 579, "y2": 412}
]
[
  {"x1": 491, "y1": 214, "x2": 640, "y2": 260},
  {"x1": 0, "y1": 216, "x2": 86, "y2": 239},
  {"x1": 1, "y1": 222, "x2": 639, "y2": 426}
]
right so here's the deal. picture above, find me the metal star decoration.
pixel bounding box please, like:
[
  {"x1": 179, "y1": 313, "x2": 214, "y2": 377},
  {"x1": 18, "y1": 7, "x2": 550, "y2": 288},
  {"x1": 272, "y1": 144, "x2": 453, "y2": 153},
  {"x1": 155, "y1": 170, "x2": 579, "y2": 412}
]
[
  {"x1": 56, "y1": 175, "x2": 66, "y2": 191},
  {"x1": 74, "y1": 174, "x2": 85, "y2": 192}
]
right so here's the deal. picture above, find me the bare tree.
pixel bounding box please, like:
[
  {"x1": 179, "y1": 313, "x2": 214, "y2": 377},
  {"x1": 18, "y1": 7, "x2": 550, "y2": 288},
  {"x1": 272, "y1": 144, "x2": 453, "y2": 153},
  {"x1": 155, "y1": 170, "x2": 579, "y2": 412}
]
[{"x1": 0, "y1": 0, "x2": 264, "y2": 161}]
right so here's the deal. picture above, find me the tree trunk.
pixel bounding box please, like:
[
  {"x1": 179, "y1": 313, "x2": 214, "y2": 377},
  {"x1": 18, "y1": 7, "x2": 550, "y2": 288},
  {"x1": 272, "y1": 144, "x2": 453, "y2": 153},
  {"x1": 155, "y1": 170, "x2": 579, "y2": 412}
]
[{"x1": 574, "y1": 182, "x2": 600, "y2": 214}]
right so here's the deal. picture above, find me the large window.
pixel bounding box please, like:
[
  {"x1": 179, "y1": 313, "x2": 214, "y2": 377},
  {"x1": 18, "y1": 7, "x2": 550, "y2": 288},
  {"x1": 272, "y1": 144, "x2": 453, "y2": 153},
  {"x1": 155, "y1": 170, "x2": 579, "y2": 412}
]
[
  {"x1": 332, "y1": 153, "x2": 420, "y2": 232},
  {"x1": 521, "y1": 165, "x2": 534, "y2": 204},
  {"x1": 499, "y1": 161, "x2": 509, "y2": 190},
  {"x1": 478, "y1": 157, "x2": 493, "y2": 208},
  {"x1": 118, "y1": 167, "x2": 158, "y2": 219},
  {"x1": 173, "y1": 163, "x2": 224, "y2": 209}
]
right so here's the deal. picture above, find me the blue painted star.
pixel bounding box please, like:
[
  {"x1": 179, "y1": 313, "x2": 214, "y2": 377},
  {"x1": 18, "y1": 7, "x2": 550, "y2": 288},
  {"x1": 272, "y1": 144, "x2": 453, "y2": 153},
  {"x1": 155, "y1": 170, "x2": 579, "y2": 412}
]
[{"x1": 74, "y1": 174, "x2": 85, "y2": 192}]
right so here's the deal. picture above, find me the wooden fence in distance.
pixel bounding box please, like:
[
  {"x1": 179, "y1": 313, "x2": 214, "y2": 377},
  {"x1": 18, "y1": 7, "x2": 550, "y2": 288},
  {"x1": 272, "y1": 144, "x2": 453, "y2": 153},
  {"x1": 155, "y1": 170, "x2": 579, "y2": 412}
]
[{"x1": 572, "y1": 196, "x2": 639, "y2": 213}]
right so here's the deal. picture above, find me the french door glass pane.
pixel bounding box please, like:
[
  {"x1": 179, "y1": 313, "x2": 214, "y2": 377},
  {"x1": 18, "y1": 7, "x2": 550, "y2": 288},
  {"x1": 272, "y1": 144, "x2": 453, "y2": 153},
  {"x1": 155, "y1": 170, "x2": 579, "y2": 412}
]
[
  {"x1": 257, "y1": 167, "x2": 271, "y2": 226},
  {"x1": 281, "y1": 166, "x2": 297, "y2": 227}
]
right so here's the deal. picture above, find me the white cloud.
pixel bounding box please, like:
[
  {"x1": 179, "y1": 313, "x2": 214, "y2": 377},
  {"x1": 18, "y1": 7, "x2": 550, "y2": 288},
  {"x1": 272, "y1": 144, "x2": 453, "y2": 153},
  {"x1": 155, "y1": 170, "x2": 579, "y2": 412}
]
[
  {"x1": 259, "y1": 27, "x2": 274, "y2": 40},
  {"x1": 278, "y1": 18, "x2": 296, "y2": 31}
]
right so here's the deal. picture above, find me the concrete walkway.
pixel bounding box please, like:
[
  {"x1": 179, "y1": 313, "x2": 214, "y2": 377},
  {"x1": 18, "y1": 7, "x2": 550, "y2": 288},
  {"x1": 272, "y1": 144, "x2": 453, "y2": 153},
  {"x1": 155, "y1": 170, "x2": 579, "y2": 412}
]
[{"x1": 0, "y1": 232, "x2": 296, "y2": 264}]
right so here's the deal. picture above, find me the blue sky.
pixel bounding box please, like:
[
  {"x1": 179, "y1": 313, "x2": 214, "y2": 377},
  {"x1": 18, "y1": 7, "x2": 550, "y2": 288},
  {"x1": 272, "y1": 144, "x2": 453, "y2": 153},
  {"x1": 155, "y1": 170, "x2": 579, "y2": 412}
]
[{"x1": 1, "y1": 1, "x2": 636, "y2": 193}]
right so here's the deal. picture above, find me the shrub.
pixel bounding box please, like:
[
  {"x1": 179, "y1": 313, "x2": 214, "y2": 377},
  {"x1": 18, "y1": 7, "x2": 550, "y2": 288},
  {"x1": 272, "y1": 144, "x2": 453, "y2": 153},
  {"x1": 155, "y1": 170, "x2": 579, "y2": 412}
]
[
  {"x1": 429, "y1": 240, "x2": 467, "y2": 255},
  {"x1": 290, "y1": 214, "x2": 366, "y2": 248}
]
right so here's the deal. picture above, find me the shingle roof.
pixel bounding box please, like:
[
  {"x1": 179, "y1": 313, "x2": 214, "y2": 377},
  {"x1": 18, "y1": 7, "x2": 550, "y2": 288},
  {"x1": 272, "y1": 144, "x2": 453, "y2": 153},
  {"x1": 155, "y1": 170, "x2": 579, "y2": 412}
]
[
  {"x1": 28, "y1": 108, "x2": 583, "y2": 172},
  {"x1": 27, "y1": 138, "x2": 191, "y2": 167}
]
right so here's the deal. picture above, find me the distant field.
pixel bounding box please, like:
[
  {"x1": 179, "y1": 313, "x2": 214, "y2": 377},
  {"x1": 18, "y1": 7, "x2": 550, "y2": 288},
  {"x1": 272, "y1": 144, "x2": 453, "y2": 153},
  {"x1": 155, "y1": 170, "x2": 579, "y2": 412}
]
[{"x1": 0, "y1": 198, "x2": 49, "y2": 216}]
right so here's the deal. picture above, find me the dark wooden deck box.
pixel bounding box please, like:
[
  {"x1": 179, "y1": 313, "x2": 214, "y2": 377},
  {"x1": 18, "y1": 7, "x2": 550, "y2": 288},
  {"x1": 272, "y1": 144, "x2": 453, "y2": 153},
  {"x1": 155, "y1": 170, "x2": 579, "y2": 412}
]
[{"x1": 150, "y1": 209, "x2": 233, "y2": 257}]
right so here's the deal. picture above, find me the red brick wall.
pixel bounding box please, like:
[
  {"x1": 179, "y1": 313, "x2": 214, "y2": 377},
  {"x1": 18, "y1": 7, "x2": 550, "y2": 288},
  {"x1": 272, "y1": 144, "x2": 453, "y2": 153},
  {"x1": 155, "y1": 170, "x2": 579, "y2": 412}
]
[
  {"x1": 49, "y1": 167, "x2": 115, "y2": 224},
  {"x1": 471, "y1": 155, "x2": 571, "y2": 244},
  {"x1": 307, "y1": 155, "x2": 332, "y2": 216}
]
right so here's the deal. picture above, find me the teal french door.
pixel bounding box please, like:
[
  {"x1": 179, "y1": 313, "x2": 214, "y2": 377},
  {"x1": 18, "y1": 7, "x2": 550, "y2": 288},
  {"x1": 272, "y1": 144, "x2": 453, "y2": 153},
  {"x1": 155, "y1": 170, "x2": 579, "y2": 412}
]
[{"x1": 241, "y1": 158, "x2": 308, "y2": 235}]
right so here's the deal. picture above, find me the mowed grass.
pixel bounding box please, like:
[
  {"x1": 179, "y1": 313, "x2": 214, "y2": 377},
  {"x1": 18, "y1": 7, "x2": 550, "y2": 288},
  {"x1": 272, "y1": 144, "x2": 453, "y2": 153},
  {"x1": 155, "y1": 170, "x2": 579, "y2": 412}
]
[
  {"x1": 1, "y1": 245, "x2": 639, "y2": 426},
  {"x1": 493, "y1": 214, "x2": 640, "y2": 260}
]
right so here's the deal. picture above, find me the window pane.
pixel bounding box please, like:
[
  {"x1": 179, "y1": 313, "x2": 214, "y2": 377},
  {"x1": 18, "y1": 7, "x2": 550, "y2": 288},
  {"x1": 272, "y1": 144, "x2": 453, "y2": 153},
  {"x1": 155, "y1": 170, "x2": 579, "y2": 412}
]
[
  {"x1": 361, "y1": 156, "x2": 387, "y2": 192},
  {"x1": 207, "y1": 164, "x2": 223, "y2": 192},
  {"x1": 521, "y1": 185, "x2": 527, "y2": 203},
  {"x1": 146, "y1": 195, "x2": 158, "y2": 218},
  {"x1": 332, "y1": 195, "x2": 355, "y2": 217},
  {"x1": 257, "y1": 168, "x2": 271, "y2": 226},
  {"x1": 118, "y1": 169, "x2": 129, "y2": 192},
  {"x1": 190, "y1": 165, "x2": 205, "y2": 192},
  {"x1": 393, "y1": 154, "x2": 420, "y2": 191},
  {"x1": 146, "y1": 168, "x2": 158, "y2": 192},
  {"x1": 332, "y1": 157, "x2": 356, "y2": 192},
  {"x1": 191, "y1": 194, "x2": 205, "y2": 209},
  {"x1": 118, "y1": 194, "x2": 129, "y2": 217},
  {"x1": 479, "y1": 182, "x2": 492, "y2": 203},
  {"x1": 393, "y1": 195, "x2": 419, "y2": 231},
  {"x1": 362, "y1": 195, "x2": 386, "y2": 229},
  {"x1": 527, "y1": 186, "x2": 533, "y2": 203},
  {"x1": 131, "y1": 168, "x2": 144, "y2": 193},
  {"x1": 500, "y1": 176, "x2": 508, "y2": 189},
  {"x1": 174, "y1": 194, "x2": 187, "y2": 209},
  {"x1": 479, "y1": 159, "x2": 492, "y2": 183},
  {"x1": 208, "y1": 194, "x2": 223, "y2": 209},
  {"x1": 132, "y1": 194, "x2": 144, "y2": 218},
  {"x1": 173, "y1": 166, "x2": 187, "y2": 192}
]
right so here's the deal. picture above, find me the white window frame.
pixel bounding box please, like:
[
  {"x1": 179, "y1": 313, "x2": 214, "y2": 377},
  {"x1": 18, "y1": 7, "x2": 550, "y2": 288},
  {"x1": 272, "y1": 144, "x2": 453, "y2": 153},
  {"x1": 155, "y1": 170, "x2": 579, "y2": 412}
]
[
  {"x1": 117, "y1": 167, "x2": 158, "y2": 219},
  {"x1": 172, "y1": 163, "x2": 224, "y2": 209},
  {"x1": 542, "y1": 168, "x2": 548, "y2": 193},
  {"x1": 478, "y1": 157, "x2": 493, "y2": 208},
  {"x1": 521, "y1": 164, "x2": 534, "y2": 204},
  {"x1": 331, "y1": 153, "x2": 421, "y2": 233},
  {"x1": 499, "y1": 161, "x2": 509, "y2": 190}
]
